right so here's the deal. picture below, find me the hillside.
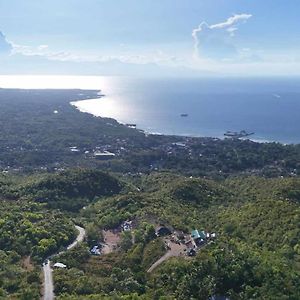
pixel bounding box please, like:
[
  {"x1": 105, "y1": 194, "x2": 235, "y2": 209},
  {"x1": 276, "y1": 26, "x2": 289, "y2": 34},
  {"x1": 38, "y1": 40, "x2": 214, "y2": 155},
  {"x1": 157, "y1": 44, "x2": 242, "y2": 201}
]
[
  {"x1": 0, "y1": 199, "x2": 76, "y2": 299},
  {"x1": 0, "y1": 169, "x2": 126, "y2": 299},
  {"x1": 0, "y1": 89, "x2": 299, "y2": 299},
  {"x1": 20, "y1": 169, "x2": 125, "y2": 211},
  {"x1": 51, "y1": 174, "x2": 300, "y2": 299}
]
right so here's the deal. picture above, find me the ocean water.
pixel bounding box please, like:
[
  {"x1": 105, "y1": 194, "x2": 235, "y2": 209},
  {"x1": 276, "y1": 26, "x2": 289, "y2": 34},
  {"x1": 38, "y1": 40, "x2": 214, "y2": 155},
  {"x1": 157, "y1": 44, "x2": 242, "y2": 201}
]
[
  {"x1": 72, "y1": 77, "x2": 300, "y2": 144},
  {"x1": 0, "y1": 75, "x2": 299, "y2": 144}
]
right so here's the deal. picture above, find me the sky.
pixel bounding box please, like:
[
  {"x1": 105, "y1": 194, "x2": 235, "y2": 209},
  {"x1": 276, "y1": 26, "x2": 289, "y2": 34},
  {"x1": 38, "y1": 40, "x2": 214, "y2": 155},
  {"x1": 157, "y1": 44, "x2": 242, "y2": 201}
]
[{"x1": 0, "y1": 0, "x2": 300, "y2": 77}]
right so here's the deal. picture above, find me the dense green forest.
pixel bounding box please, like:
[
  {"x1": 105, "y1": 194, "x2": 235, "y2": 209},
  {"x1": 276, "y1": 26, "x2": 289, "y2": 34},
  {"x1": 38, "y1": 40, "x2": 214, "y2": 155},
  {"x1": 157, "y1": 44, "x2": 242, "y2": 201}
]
[
  {"x1": 1, "y1": 168, "x2": 299, "y2": 299},
  {"x1": 0, "y1": 199, "x2": 76, "y2": 299},
  {"x1": 0, "y1": 89, "x2": 299, "y2": 299},
  {"x1": 52, "y1": 174, "x2": 299, "y2": 299},
  {"x1": 20, "y1": 169, "x2": 124, "y2": 211}
]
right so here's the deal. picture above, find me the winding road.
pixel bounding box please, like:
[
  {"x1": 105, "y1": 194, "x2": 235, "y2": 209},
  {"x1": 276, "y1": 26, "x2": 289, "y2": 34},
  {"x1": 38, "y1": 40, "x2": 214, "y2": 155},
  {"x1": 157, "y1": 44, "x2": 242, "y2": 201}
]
[{"x1": 43, "y1": 225, "x2": 86, "y2": 300}]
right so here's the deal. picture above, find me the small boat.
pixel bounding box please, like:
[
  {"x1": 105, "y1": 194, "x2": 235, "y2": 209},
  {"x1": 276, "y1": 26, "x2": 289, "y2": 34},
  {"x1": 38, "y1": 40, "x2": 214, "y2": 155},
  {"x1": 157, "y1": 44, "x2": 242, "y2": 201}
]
[{"x1": 180, "y1": 113, "x2": 188, "y2": 117}]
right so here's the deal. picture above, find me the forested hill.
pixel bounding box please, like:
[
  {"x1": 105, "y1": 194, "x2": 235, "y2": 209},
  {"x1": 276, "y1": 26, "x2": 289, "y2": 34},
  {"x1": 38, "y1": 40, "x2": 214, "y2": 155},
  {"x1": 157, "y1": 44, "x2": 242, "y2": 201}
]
[
  {"x1": 0, "y1": 169, "x2": 125, "y2": 211},
  {"x1": 50, "y1": 173, "x2": 299, "y2": 300},
  {"x1": 0, "y1": 170, "x2": 299, "y2": 298},
  {"x1": 20, "y1": 169, "x2": 125, "y2": 211},
  {"x1": 0, "y1": 169, "x2": 125, "y2": 298}
]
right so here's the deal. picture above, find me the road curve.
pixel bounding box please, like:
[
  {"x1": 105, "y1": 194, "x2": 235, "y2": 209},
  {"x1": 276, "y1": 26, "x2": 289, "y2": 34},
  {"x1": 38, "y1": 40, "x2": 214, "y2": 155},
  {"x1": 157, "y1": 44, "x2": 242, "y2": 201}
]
[
  {"x1": 67, "y1": 225, "x2": 86, "y2": 250},
  {"x1": 43, "y1": 225, "x2": 86, "y2": 300}
]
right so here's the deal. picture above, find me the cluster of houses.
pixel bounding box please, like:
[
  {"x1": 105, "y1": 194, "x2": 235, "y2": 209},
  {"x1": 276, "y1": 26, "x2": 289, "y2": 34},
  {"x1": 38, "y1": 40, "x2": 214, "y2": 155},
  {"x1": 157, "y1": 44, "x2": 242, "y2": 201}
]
[
  {"x1": 69, "y1": 146, "x2": 116, "y2": 160},
  {"x1": 68, "y1": 137, "x2": 195, "y2": 164},
  {"x1": 155, "y1": 225, "x2": 217, "y2": 257},
  {"x1": 88, "y1": 220, "x2": 216, "y2": 258},
  {"x1": 185, "y1": 229, "x2": 216, "y2": 256}
]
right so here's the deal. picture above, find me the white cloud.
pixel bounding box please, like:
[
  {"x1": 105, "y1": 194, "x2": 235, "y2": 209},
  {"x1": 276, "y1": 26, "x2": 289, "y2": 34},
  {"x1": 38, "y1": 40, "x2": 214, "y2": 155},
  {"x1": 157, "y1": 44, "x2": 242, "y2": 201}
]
[
  {"x1": 192, "y1": 14, "x2": 252, "y2": 60},
  {"x1": 210, "y1": 14, "x2": 252, "y2": 29},
  {"x1": 2, "y1": 24, "x2": 300, "y2": 77},
  {"x1": 11, "y1": 42, "x2": 180, "y2": 67},
  {"x1": 192, "y1": 22, "x2": 208, "y2": 57}
]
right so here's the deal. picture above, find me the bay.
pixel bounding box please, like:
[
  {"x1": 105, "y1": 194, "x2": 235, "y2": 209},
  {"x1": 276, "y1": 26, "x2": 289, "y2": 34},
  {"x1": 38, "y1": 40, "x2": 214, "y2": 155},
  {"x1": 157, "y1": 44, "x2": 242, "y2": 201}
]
[
  {"x1": 1, "y1": 75, "x2": 299, "y2": 144},
  {"x1": 72, "y1": 77, "x2": 300, "y2": 144}
]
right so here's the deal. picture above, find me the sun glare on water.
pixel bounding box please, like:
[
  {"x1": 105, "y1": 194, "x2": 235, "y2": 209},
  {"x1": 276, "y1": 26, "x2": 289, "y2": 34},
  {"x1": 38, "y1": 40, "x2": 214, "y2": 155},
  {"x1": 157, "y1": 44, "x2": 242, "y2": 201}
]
[
  {"x1": 0, "y1": 75, "x2": 129, "y2": 121},
  {"x1": 0, "y1": 75, "x2": 118, "y2": 90}
]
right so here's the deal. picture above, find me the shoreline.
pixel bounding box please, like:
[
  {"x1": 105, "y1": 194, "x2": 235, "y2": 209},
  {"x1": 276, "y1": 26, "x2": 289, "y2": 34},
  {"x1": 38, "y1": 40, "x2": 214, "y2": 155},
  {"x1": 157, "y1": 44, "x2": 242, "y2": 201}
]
[
  {"x1": 0, "y1": 85, "x2": 293, "y2": 145},
  {"x1": 71, "y1": 95, "x2": 282, "y2": 145},
  {"x1": 0, "y1": 75, "x2": 298, "y2": 145}
]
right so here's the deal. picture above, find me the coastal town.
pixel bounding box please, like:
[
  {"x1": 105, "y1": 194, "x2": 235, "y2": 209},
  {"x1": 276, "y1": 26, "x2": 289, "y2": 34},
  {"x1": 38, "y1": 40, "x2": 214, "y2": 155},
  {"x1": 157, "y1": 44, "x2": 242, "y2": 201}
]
[{"x1": 0, "y1": 88, "x2": 298, "y2": 180}]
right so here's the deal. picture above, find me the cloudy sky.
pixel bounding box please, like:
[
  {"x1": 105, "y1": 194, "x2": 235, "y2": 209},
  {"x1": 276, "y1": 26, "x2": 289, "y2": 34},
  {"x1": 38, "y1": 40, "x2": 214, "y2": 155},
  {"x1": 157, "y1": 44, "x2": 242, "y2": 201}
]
[{"x1": 0, "y1": 0, "x2": 299, "y2": 76}]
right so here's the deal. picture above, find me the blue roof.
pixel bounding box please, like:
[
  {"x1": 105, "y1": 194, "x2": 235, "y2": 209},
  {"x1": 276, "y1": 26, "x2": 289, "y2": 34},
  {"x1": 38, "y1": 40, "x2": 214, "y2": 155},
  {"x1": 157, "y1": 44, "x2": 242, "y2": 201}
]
[
  {"x1": 191, "y1": 230, "x2": 200, "y2": 239},
  {"x1": 199, "y1": 231, "x2": 206, "y2": 239},
  {"x1": 191, "y1": 229, "x2": 206, "y2": 239}
]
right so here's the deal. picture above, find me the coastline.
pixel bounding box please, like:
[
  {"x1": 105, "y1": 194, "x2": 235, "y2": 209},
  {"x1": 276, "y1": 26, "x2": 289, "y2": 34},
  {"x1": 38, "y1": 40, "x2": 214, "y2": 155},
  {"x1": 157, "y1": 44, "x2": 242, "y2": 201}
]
[
  {"x1": 0, "y1": 85, "x2": 282, "y2": 145},
  {"x1": 70, "y1": 95, "x2": 277, "y2": 145},
  {"x1": 0, "y1": 75, "x2": 299, "y2": 145}
]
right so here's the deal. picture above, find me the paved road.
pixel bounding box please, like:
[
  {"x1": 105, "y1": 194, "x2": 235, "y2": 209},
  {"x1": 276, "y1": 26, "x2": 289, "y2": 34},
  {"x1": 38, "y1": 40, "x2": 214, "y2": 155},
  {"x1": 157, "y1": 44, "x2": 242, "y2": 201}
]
[
  {"x1": 43, "y1": 260, "x2": 54, "y2": 300},
  {"x1": 67, "y1": 225, "x2": 86, "y2": 250},
  {"x1": 43, "y1": 225, "x2": 86, "y2": 300}
]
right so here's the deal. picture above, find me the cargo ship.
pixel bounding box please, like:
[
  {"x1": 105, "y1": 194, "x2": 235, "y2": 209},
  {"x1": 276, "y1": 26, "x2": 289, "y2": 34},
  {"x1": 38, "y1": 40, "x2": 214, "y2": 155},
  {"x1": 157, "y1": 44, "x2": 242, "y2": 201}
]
[{"x1": 224, "y1": 130, "x2": 254, "y2": 139}]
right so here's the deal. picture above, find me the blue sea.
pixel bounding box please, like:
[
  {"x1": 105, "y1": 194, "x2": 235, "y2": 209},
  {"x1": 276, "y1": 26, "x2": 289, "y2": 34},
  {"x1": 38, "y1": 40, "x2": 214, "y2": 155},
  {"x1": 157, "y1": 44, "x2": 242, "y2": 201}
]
[
  {"x1": 0, "y1": 75, "x2": 299, "y2": 144},
  {"x1": 72, "y1": 77, "x2": 300, "y2": 144}
]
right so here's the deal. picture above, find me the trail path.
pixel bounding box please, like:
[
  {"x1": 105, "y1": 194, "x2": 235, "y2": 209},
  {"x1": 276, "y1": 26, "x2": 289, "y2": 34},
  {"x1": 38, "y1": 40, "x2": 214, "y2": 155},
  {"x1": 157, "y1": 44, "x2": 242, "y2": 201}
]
[{"x1": 147, "y1": 240, "x2": 186, "y2": 273}]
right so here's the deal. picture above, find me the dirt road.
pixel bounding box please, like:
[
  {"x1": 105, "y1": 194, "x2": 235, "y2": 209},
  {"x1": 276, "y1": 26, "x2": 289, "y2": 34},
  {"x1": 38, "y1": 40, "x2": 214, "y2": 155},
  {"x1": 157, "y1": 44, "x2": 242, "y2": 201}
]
[{"x1": 147, "y1": 240, "x2": 186, "y2": 273}]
